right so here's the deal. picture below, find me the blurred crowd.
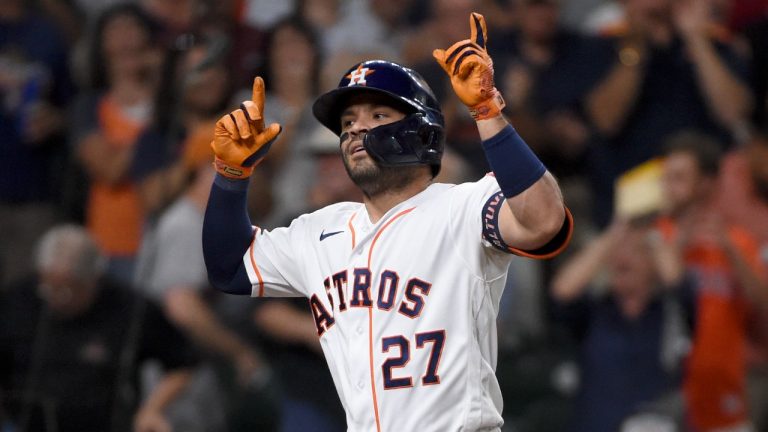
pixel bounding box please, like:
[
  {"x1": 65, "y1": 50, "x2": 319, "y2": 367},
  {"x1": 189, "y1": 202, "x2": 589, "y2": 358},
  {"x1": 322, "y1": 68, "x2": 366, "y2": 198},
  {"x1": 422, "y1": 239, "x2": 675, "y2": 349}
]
[{"x1": 1, "y1": 0, "x2": 768, "y2": 431}]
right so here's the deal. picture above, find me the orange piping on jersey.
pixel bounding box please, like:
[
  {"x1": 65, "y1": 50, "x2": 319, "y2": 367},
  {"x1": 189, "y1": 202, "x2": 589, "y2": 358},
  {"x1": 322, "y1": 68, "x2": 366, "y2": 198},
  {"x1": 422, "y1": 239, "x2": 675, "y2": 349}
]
[
  {"x1": 365, "y1": 207, "x2": 415, "y2": 432},
  {"x1": 367, "y1": 208, "x2": 415, "y2": 266},
  {"x1": 348, "y1": 212, "x2": 357, "y2": 249},
  {"x1": 346, "y1": 212, "x2": 358, "y2": 305},
  {"x1": 248, "y1": 229, "x2": 265, "y2": 297},
  {"x1": 508, "y1": 207, "x2": 574, "y2": 260}
]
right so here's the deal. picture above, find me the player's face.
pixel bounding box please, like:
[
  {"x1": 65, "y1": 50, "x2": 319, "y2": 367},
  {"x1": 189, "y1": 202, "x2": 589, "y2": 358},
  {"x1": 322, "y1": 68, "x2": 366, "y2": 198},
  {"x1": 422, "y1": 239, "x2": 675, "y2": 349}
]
[
  {"x1": 339, "y1": 101, "x2": 406, "y2": 157},
  {"x1": 338, "y1": 99, "x2": 419, "y2": 196}
]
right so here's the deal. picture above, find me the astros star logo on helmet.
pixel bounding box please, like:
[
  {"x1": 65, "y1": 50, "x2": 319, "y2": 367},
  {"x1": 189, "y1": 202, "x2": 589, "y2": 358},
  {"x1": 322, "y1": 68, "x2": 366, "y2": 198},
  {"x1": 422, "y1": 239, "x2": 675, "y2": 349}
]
[{"x1": 346, "y1": 65, "x2": 375, "y2": 86}]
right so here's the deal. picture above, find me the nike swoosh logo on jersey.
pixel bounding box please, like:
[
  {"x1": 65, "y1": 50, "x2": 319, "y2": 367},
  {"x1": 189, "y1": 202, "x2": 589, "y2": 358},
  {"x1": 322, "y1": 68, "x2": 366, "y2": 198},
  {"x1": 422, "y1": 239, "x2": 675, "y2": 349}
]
[{"x1": 319, "y1": 230, "x2": 344, "y2": 241}]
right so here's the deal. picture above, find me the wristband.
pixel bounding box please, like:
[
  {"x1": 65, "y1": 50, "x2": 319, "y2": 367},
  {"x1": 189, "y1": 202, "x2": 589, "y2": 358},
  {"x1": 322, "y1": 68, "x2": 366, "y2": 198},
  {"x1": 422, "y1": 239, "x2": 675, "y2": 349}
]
[{"x1": 482, "y1": 125, "x2": 545, "y2": 198}]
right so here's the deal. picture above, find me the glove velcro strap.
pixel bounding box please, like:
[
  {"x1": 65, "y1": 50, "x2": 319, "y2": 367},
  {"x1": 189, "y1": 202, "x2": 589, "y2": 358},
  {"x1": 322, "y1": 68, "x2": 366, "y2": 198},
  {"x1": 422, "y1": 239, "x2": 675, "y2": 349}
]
[
  {"x1": 469, "y1": 89, "x2": 505, "y2": 121},
  {"x1": 213, "y1": 156, "x2": 255, "y2": 179}
]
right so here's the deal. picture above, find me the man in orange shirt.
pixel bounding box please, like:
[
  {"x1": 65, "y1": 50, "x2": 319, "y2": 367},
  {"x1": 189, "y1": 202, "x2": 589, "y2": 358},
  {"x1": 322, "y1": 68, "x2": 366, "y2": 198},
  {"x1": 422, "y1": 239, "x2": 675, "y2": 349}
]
[
  {"x1": 656, "y1": 130, "x2": 767, "y2": 432},
  {"x1": 716, "y1": 130, "x2": 768, "y2": 430}
]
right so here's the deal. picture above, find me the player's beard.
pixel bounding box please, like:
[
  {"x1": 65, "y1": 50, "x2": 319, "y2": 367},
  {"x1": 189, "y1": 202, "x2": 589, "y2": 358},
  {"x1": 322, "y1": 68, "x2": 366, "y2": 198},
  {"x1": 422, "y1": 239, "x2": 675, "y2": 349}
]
[{"x1": 342, "y1": 153, "x2": 421, "y2": 198}]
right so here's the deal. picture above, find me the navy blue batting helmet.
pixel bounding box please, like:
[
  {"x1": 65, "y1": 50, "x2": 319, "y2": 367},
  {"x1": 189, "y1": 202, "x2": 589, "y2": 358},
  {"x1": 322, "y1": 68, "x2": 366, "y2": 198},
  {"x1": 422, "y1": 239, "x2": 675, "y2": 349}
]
[{"x1": 312, "y1": 60, "x2": 445, "y2": 175}]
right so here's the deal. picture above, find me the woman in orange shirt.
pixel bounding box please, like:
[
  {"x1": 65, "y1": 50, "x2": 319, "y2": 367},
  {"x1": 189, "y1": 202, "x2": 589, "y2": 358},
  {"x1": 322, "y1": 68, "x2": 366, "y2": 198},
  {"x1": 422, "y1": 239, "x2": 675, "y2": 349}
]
[
  {"x1": 657, "y1": 131, "x2": 767, "y2": 432},
  {"x1": 73, "y1": 4, "x2": 161, "y2": 285}
]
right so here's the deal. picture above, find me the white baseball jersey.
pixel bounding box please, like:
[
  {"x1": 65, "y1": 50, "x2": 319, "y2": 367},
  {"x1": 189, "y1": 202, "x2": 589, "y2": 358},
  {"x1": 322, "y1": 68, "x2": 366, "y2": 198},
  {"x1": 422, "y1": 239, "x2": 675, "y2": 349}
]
[{"x1": 242, "y1": 175, "x2": 564, "y2": 431}]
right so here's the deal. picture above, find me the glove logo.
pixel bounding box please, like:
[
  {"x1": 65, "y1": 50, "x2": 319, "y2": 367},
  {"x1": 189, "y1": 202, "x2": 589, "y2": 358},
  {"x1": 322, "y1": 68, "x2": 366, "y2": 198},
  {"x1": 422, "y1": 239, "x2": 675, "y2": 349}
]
[
  {"x1": 222, "y1": 166, "x2": 244, "y2": 177},
  {"x1": 346, "y1": 65, "x2": 374, "y2": 86}
]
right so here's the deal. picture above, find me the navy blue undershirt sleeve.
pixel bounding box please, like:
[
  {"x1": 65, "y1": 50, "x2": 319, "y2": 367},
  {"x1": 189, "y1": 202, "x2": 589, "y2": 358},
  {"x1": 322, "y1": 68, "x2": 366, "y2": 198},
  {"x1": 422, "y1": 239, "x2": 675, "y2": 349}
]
[
  {"x1": 202, "y1": 175, "x2": 254, "y2": 295},
  {"x1": 481, "y1": 125, "x2": 546, "y2": 198}
]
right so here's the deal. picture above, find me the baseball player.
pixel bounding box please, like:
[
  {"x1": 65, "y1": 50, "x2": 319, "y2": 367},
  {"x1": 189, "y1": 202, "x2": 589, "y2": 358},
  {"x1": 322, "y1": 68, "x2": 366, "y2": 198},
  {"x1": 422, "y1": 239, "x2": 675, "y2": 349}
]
[{"x1": 203, "y1": 12, "x2": 573, "y2": 432}]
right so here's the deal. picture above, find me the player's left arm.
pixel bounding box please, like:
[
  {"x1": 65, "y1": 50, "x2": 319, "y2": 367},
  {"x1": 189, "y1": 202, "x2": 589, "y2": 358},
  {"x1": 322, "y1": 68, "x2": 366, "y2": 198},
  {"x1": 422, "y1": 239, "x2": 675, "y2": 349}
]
[
  {"x1": 203, "y1": 77, "x2": 282, "y2": 295},
  {"x1": 475, "y1": 117, "x2": 567, "y2": 252},
  {"x1": 434, "y1": 12, "x2": 571, "y2": 255}
]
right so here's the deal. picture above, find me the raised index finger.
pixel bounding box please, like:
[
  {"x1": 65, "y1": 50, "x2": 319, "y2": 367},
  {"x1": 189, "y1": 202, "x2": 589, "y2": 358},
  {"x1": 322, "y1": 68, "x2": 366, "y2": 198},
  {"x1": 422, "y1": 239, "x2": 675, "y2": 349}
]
[
  {"x1": 252, "y1": 76, "x2": 266, "y2": 114},
  {"x1": 469, "y1": 12, "x2": 487, "y2": 49}
]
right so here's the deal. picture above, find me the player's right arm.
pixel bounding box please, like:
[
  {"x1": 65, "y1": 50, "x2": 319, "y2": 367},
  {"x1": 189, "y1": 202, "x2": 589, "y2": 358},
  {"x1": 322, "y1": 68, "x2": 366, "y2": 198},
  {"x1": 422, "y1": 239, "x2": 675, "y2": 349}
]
[{"x1": 202, "y1": 77, "x2": 281, "y2": 295}]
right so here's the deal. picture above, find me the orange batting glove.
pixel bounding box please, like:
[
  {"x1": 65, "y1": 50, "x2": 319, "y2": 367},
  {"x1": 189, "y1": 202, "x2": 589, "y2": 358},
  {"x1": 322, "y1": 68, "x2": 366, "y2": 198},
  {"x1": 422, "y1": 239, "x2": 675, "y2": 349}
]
[
  {"x1": 432, "y1": 12, "x2": 505, "y2": 121},
  {"x1": 211, "y1": 77, "x2": 282, "y2": 179}
]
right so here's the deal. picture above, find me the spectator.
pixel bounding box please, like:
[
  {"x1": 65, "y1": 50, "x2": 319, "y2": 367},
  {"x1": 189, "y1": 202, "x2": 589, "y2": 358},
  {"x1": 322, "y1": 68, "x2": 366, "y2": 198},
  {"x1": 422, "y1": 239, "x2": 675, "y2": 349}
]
[
  {"x1": 550, "y1": 218, "x2": 693, "y2": 432},
  {"x1": 324, "y1": 0, "x2": 418, "y2": 61},
  {"x1": 72, "y1": 3, "x2": 161, "y2": 286},
  {"x1": 255, "y1": 15, "x2": 325, "y2": 227},
  {"x1": 258, "y1": 14, "x2": 322, "y2": 158},
  {"x1": 131, "y1": 31, "x2": 234, "y2": 220},
  {"x1": 0, "y1": 0, "x2": 73, "y2": 287},
  {"x1": 656, "y1": 131, "x2": 767, "y2": 431},
  {"x1": 0, "y1": 224, "x2": 197, "y2": 432},
  {"x1": 581, "y1": 0, "x2": 753, "y2": 227},
  {"x1": 295, "y1": 0, "x2": 342, "y2": 56},
  {"x1": 135, "y1": 151, "x2": 272, "y2": 431},
  {"x1": 716, "y1": 129, "x2": 768, "y2": 430}
]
